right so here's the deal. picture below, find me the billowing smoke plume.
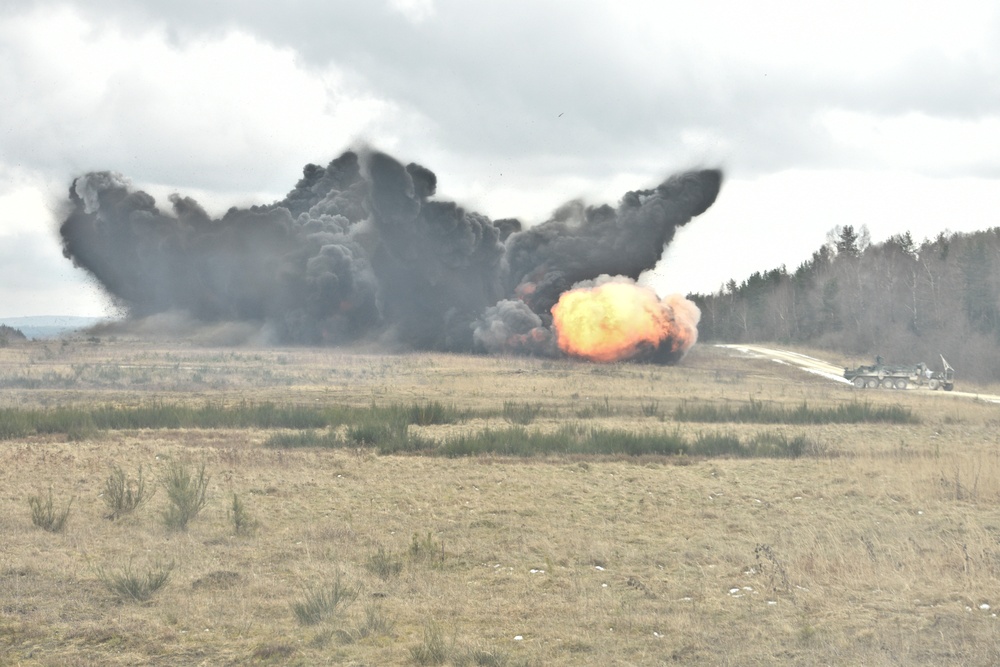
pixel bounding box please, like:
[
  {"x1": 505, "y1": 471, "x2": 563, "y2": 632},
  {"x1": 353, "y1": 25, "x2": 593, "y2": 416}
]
[{"x1": 60, "y1": 149, "x2": 721, "y2": 362}]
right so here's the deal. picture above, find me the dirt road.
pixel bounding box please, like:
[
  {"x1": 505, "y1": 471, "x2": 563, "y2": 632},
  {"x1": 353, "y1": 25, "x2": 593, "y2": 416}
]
[{"x1": 715, "y1": 344, "x2": 1000, "y2": 404}]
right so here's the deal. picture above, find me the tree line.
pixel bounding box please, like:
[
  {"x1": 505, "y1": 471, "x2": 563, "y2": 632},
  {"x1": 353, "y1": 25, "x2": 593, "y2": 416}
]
[{"x1": 690, "y1": 225, "x2": 1000, "y2": 384}]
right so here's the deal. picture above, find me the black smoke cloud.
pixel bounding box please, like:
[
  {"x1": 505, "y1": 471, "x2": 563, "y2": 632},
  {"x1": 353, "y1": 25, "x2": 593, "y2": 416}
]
[{"x1": 60, "y1": 149, "x2": 721, "y2": 356}]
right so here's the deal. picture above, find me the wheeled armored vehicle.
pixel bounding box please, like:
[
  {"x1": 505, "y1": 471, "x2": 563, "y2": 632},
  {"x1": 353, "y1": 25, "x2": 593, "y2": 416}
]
[{"x1": 844, "y1": 355, "x2": 954, "y2": 391}]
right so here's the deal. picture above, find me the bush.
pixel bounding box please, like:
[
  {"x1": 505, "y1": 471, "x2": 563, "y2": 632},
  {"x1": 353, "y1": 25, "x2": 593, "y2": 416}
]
[
  {"x1": 97, "y1": 559, "x2": 174, "y2": 603},
  {"x1": 103, "y1": 464, "x2": 154, "y2": 520},
  {"x1": 28, "y1": 489, "x2": 73, "y2": 532},
  {"x1": 162, "y1": 462, "x2": 209, "y2": 531}
]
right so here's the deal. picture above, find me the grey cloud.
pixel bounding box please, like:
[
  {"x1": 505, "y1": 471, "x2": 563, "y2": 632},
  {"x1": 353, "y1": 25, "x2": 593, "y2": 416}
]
[
  {"x1": 4, "y1": 0, "x2": 998, "y2": 187},
  {"x1": 0, "y1": 1, "x2": 885, "y2": 178}
]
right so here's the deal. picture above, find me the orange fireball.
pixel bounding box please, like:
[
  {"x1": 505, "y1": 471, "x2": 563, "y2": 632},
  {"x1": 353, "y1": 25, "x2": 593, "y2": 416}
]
[{"x1": 551, "y1": 278, "x2": 699, "y2": 363}]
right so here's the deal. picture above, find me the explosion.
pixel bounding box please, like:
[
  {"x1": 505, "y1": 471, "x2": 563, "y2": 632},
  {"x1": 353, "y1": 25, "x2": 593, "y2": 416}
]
[
  {"x1": 552, "y1": 277, "x2": 700, "y2": 363},
  {"x1": 59, "y1": 149, "x2": 721, "y2": 363}
]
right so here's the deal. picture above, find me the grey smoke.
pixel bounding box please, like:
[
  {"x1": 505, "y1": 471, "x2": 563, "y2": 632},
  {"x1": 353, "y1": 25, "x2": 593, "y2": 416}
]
[{"x1": 60, "y1": 149, "x2": 721, "y2": 357}]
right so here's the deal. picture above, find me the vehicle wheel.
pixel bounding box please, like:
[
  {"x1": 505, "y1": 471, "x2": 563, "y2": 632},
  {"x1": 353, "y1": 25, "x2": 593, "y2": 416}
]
[
  {"x1": 944, "y1": 383, "x2": 954, "y2": 391},
  {"x1": 895, "y1": 379, "x2": 908, "y2": 390},
  {"x1": 928, "y1": 379, "x2": 940, "y2": 390},
  {"x1": 866, "y1": 378, "x2": 879, "y2": 389},
  {"x1": 853, "y1": 377, "x2": 866, "y2": 389}
]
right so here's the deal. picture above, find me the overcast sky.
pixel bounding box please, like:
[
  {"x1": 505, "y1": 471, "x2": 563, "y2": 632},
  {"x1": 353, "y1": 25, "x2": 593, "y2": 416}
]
[{"x1": 2, "y1": 0, "x2": 999, "y2": 318}]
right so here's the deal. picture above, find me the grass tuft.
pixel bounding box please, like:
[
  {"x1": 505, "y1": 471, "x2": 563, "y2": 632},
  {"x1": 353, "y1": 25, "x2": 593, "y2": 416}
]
[
  {"x1": 366, "y1": 546, "x2": 403, "y2": 580},
  {"x1": 353, "y1": 604, "x2": 395, "y2": 640},
  {"x1": 410, "y1": 621, "x2": 450, "y2": 665},
  {"x1": 96, "y1": 558, "x2": 174, "y2": 603},
  {"x1": 502, "y1": 401, "x2": 542, "y2": 425},
  {"x1": 291, "y1": 574, "x2": 359, "y2": 626},
  {"x1": 408, "y1": 401, "x2": 458, "y2": 425}
]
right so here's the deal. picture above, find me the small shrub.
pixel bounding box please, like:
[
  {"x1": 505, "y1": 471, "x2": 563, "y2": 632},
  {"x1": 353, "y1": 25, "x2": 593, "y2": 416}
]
[
  {"x1": 409, "y1": 532, "x2": 444, "y2": 566},
  {"x1": 162, "y1": 462, "x2": 209, "y2": 531},
  {"x1": 103, "y1": 464, "x2": 154, "y2": 520},
  {"x1": 366, "y1": 546, "x2": 403, "y2": 580},
  {"x1": 97, "y1": 559, "x2": 174, "y2": 603},
  {"x1": 229, "y1": 493, "x2": 257, "y2": 535},
  {"x1": 28, "y1": 489, "x2": 73, "y2": 532},
  {"x1": 291, "y1": 574, "x2": 359, "y2": 626}
]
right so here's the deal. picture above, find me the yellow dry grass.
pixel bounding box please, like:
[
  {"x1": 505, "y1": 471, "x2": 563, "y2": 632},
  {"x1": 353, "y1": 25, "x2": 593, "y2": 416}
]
[{"x1": 2, "y1": 337, "x2": 1000, "y2": 665}]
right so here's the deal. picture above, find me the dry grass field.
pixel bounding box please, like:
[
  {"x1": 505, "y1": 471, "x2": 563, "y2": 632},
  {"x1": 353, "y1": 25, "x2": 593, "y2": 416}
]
[{"x1": 2, "y1": 335, "x2": 1000, "y2": 665}]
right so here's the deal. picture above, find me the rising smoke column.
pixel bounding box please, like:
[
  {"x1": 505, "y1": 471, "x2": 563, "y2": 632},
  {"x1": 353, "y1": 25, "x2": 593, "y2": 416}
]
[
  {"x1": 61, "y1": 153, "x2": 379, "y2": 344},
  {"x1": 59, "y1": 149, "x2": 721, "y2": 361},
  {"x1": 503, "y1": 169, "x2": 722, "y2": 318}
]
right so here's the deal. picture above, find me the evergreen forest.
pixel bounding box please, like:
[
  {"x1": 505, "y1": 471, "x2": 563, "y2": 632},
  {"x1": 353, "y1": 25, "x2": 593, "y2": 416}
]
[{"x1": 690, "y1": 225, "x2": 1000, "y2": 384}]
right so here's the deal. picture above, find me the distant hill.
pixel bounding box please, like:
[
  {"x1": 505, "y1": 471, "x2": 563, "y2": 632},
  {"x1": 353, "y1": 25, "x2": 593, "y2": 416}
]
[{"x1": 0, "y1": 316, "x2": 107, "y2": 340}]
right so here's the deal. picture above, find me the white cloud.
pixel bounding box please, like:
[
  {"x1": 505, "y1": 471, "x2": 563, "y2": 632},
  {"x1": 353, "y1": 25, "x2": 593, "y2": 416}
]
[
  {"x1": 0, "y1": 180, "x2": 111, "y2": 317},
  {"x1": 0, "y1": 6, "x2": 403, "y2": 191},
  {"x1": 387, "y1": 0, "x2": 436, "y2": 24},
  {"x1": 647, "y1": 168, "x2": 1000, "y2": 297},
  {"x1": 820, "y1": 110, "x2": 1000, "y2": 176}
]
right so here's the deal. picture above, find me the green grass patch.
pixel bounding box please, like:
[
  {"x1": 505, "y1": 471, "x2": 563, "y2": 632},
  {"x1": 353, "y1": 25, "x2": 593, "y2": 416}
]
[
  {"x1": 673, "y1": 399, "x2": 916, "y2": 424},
  {"x1": 299, "y1": 424, "x2": 817, "y2": 459},
  {"x1": 263, "y1": 430, "x2": 345, "y2": 449},
  {"x1": 0, "y1": 400, "x2": 473, "y2": 440}
]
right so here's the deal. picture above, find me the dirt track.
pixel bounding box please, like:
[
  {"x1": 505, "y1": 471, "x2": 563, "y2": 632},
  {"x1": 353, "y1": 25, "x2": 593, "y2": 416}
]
[{"x1": 715, "y1": 344, "x2": 1000, "y2": 404}]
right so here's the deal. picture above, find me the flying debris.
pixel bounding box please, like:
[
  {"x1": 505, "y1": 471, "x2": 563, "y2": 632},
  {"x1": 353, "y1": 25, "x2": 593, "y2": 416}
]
[{"x1": 60, "y1": 149, "x2": 722, "y2": 362}]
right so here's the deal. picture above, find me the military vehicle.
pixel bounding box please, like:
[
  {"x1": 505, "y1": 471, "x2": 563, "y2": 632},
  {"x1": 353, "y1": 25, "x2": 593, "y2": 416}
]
[{"x1": 844, "y1": 355, "x2": 954, "y2": 391}]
